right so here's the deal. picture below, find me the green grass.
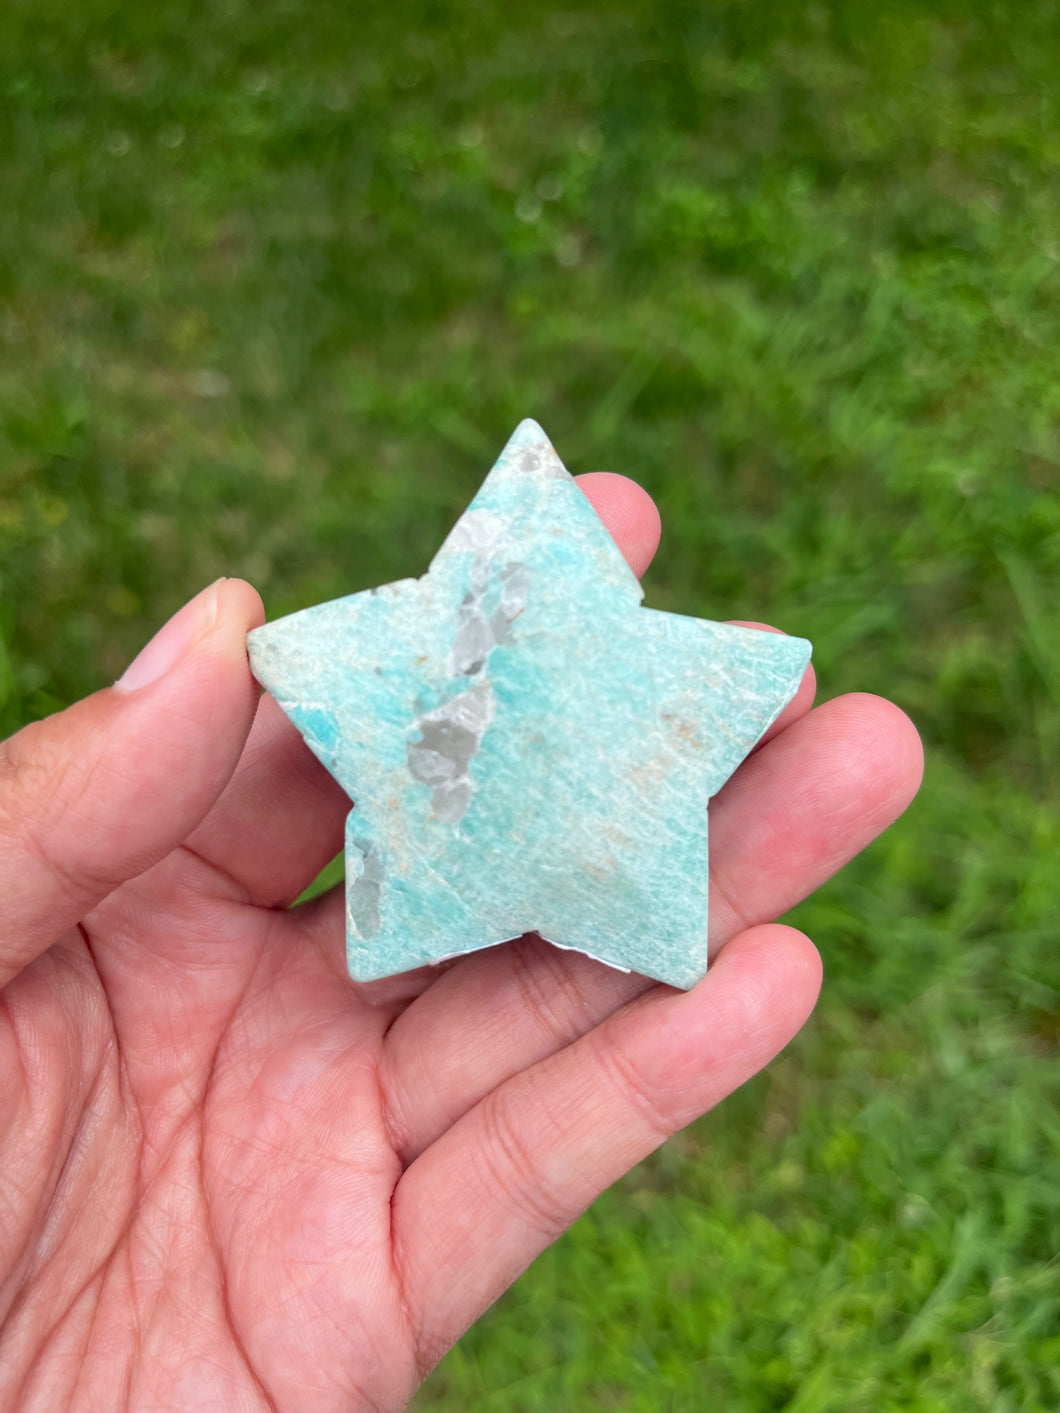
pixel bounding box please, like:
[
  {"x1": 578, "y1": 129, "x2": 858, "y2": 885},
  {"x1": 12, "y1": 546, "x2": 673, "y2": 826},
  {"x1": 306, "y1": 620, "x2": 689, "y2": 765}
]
[{"x1": 2, "y1": 1, "x2": 1058, "y2": 1408}]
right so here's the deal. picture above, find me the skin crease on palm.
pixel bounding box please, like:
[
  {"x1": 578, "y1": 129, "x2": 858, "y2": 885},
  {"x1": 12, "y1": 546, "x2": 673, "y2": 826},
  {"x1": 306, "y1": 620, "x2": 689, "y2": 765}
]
[{"x1": 0, "y1": 474, "x2": 923, "y2": 1413}]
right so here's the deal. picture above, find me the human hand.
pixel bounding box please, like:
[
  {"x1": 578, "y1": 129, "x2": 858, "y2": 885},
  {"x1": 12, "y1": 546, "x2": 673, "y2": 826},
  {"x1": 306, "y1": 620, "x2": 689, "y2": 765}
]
[{"x1": 0, "y1": 478, "x2": 922, "y2": 1411}]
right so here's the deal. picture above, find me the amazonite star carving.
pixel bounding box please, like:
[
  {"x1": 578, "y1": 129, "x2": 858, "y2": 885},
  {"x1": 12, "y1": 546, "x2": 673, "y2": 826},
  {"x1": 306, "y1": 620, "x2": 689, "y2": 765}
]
[{"x1": 247, "y1": 421, "x2": 811, "y2": 990}]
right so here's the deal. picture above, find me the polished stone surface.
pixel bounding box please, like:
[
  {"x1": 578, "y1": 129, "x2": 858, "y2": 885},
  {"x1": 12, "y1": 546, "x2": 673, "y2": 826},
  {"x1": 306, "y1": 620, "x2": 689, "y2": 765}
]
[{"x1": 248, "y1": 421, "x2": 811, "y2": 989}]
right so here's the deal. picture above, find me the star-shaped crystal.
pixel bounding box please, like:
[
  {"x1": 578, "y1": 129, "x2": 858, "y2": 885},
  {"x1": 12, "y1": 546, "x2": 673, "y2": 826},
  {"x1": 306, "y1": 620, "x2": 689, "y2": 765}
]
[{"x1": 247, "y1": 421, "x2": 811, "y2": 989}]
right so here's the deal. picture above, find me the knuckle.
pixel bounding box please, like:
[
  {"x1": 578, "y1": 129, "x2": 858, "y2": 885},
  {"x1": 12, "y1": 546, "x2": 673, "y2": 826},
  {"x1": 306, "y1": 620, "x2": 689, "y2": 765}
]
[
  {"x1": 478, "y1": 1088, "x2": 568, "y2": 1240},
  {"x1": 591, "y1": 1030, "x2": 674, "y2": 1144},
  {"x1": 509, "y1": 936, "x2": 593, "y2": 1051},
  {"x1": 0, "y1": 719, "x2": 115, "y2": 902}
]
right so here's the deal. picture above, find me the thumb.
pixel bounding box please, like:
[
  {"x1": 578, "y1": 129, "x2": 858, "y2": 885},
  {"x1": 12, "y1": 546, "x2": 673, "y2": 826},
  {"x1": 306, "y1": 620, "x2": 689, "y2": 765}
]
[{"x1": 0, "y1": 578, "x2": 264, "y2": 986}]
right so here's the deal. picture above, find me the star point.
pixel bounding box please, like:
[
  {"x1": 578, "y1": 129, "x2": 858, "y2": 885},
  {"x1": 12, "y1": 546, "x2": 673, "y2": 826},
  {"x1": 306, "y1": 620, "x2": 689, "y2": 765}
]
[{"x1": 248, "y1": 424, "x2": 811, "y2": 990}]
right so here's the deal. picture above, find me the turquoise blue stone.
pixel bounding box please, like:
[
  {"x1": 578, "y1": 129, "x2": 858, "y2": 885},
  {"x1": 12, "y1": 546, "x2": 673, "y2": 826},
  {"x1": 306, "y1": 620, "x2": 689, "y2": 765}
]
[{"x1": 247, "y1": 421, "x2": 811, "y2": 990}]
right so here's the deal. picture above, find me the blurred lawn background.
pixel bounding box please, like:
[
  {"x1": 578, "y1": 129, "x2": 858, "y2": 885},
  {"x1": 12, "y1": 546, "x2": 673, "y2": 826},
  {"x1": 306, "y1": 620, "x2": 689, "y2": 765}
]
[{"x1": 1, "y1": 0, "x2": 1058, "y2": 1408}]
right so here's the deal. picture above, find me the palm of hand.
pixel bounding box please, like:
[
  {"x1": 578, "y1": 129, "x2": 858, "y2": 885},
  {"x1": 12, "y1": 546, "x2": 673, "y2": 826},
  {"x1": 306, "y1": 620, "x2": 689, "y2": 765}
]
[
  {"x1": 3, "y1": 872, "x2": 416, "y2": 1411},
  {"x1": 0, "y1": 483, "x2": 921, "y2": 1412}
]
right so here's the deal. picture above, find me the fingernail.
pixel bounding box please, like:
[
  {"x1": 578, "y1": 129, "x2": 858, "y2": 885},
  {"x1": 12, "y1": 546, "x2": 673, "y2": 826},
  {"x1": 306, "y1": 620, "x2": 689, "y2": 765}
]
[{"x1": 116, "y1": 580, "x2": 225, "y2": 692}]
